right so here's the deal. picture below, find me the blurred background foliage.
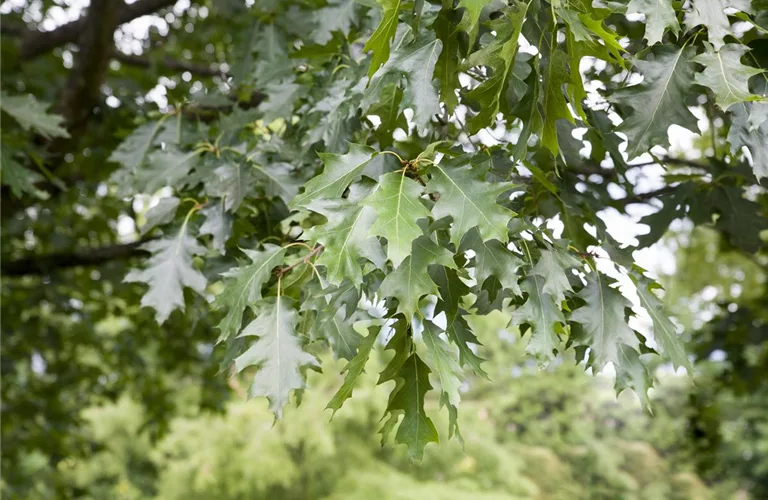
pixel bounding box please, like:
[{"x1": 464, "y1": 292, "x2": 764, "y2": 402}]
[{"x1": 9, "y1": 262, "x2": 768, "y2": 499}]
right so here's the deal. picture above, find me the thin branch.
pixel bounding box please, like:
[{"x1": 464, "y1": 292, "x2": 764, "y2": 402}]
[
  {"x1": 568, "y1": 164, "x2": 618, "y2": 178},
  {"x1": 2, "y1": 238, "x2": 156, "y2": 277},
  {"x1": 276, "y1": 245, "x2": 324, "y2": 276},
  {"x1": 627, "y1": 156, "x2": 713, "y2": 171},
  {"x1": 454, "y1": 113, "x2": 479, "y2": 151},
  {"x1": 114, "y1": 52, "x2": 226, "y2": 77},
  {"x1": 614, "y1": 185, "x2": 677, "y2": 207},
  {"x1": 569, "y1": 156, "x2": 711, "y2": 179},
  {"x1": 16, "y1": 0, "x2": 177, "y2": 60}
]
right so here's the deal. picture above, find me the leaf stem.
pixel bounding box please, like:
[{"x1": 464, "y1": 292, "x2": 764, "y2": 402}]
[
  {"x1": 175, "y1": 201, "x2": 206, "y2": 256},
  {"x1": 379, "y1": 150, "x2": 407, "y2": 164}
]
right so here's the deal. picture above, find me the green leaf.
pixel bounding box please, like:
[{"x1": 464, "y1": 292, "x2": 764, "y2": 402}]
[
  {"x1": 565, "y1": 31, "x2": 589, "y2": 121},
  {"x1": 367, "y1": 84, "x2": 407, "y2": 148},
  {"x1": 124, "y1": 231, "x2": 207, "y2": 324},
  {"x1": 636, "y1": 185, "x2": 694, "y2": 247},
  {"x1": 0, "y1": 91, "x2": 69, "y2": 138},
  {"x1": 210, "y1": 163, "x2": 251, "y2": 212},
  {"x1": 728, "y1": 101, "x2": 768, "y2": 180},
  {"x1": 135, "y1": 148, "x2": 201, "y2": 194},
  {"x1": 304, "y1": 183, "x2": 386, "y2": 286},
  {"x1": 558, "y1": 8, "x2": 625, "y2": 65},
  {"x1": 459, "y1": 227, "x2": 523, "y2": 296},
  {"x1": 530, "y1": 248, "x2": 580, "y2": 304},
  {"x1": 429, "y1": 266, "x2": 489, "y2": 378},
  {"x1": 215, "y1": 245, "x2": 287, "y2": 342},
  {"x1": 614, "y1": 344, "x2": 654, "y2": 411},
  {"x1": 381, "y1": 353, "x2": 439, "y2": 461},
  {"x1": 512, "y1": 58, "x2": 543, "y2": 161},
  {"x1": 378, "y1": 317, "x2": 413, "y2": 384},
  {"x1": 434, "y1": 8, "x2": 461, "y2": 112},
  {"x1": 570, "y1": 272, "x2": 640, "y2": 370},
  {"x1": 456, "y1": 0, "x2": 495, "y2": 47},
  {"x1": 427, "y1": 158, "x2": 516, "y2": 247},
  {"x1": 261, "y1": 81, "x2": 301, "y2": 123},
  {"x1": 422, "y1": 320, "x2": 464, "y2": 440},
  {"x1": 199, "y1": 203, "x2": 232, "y2": 254},
  {"x1": 141, "y1": 197, "x2": 180, "y2": 235},
  {"x1": 430, "y1": 266, "x2": 471, "y2": 322},
  {"x1": 364, "y1": 0, "x2": 403, "y2": 78},
  {"x1": 249, "y1": 161, "x2": 301, "y2": 205},
  {"x1": 108, "y1": 121, "x2": 165, "y2": 178},
  {"x1": 321, "y1": 308, "x2": 364, "y2": 360},
  {"x1": 312, "y1": 0, "x2": 357, "y2": 44},
  {"x1": 632, "y1": 272, "x2": 692, "y2": 373},
  {"x1": 289, "y1": 143, "x2": 375, "y2": 209},
  {"x1": 626, "y1": 0, "x2": 680, "y2": 45},
  {"x1": 365, "y1": 171, "x2": 431, "y2": 267},
  {"x1": 378, "y1": 235, "x2": 456, "y2": 320},
  {"x1": 305, "y1": 78, "x2": 360, "y2": 152},
  {"x1": 463, "y1": 3, "x2": 527, "y2": 132},
  {"x1": 684, "y1": 0, "x2": 751, "y2": 50},
  {"x1": 327, "y1": 320, "x2": 381, "y2": 414},
  {"x1": 422, "y1": 320, "x2": 463, "y2": 409},
  {"x1": 694, "y1": 43, "x2": 764, "y2": 110},
  {"x1": 366, "y1": 34, "x2": 443, "y2": 130},
  {"x1": 234, "y1": 297, "x2": 319, "y2": 418},
  {"x1": 446, "y1": 313, "x2": 488, "y2": 378},
  {"x1": 541, "y1": 45, "x2": 577, "y2": 156},
  {"x1": 510, "y1": 276, "x2": 565, "y2": 365},
  {"x1": 611, "y1": 45, "x2": 698, "y2": 159},
  {"x1": 0, "y1": 145, "x2": 46, "y2": 198}
]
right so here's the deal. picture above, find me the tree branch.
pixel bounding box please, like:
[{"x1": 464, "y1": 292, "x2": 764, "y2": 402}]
[
  {"x1": 0, "y1": 23, "x2": 25, "y2": 37},
  {"x1": 568, "y1": 164, "x2": 618, "y2": 178},
  {"x1": 55, "y1": 0, "x2": 122, "y2": 132},
  {"x1": 17, "y1": 0, "x2": 177, "y2": 60},
  {"x1": 114, "y1": 52, "x2": 226, "y2": 77},
  {"x1": 2, "y1": 238, "x2": 155, "y2": 277},
  {"x1": 569, "y1": 156, "x2": 712, "y2": 179},
  {"x1": 614, "y1": 185, "x2": 677, "y2": 207}
]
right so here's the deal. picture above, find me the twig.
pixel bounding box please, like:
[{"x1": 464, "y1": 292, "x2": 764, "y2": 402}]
[
  {"x1": 276, "y1": 245, "x2": 324, "y2": 276},
  {"x1": 113, "y1": 52, "x2": 226, "y2": 77},
  {"x1": 614, "y1": 185, "x2": 677, "y2": 206}
]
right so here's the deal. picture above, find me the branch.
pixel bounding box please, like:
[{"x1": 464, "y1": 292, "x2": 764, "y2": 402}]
[
  {"x1": 569, "y1": 156, "x2": 712, "y2": 179},
  {"x1": 2, "y1": 238, "x2": 155, "y2": 277},
  {"x1": 114, "y1": 52, "x2": 226, "y2": 77},
  {"x1": 0, "y1": 24, "x2": 25, "y2": 37},
  {"x1": 276, "y1": 245, "x2": 324, "y2": 276},
  {"x1": 568, "y1": 164, "x2": 618, "y2": 179},
  {"x1": 5, "y1": 36, "x2": 228, "y2": 77},
  {"x1": 17, "y1": 0, "x2": 177, "y2": 59},
  {"x1": 55, "y1": 0, "x2": 122, "y2": 132},
  {"x1": 628, "y1": 156, "x2": 712, "y2": 171},
  {"x1": 614, "y1": 185, "x2": 677, "y2": 207}
]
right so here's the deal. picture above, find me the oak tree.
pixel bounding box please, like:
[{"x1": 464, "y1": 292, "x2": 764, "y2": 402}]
[{"x1": 2, "y1": 0, "x2": 767, "y2": 479}]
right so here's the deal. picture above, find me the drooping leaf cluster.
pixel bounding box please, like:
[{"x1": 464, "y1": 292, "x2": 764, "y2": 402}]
[{"x1": 3, "y1": 0, "x2": 767, "y2": 461}]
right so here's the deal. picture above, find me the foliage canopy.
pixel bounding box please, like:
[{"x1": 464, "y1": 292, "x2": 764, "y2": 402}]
[{"x1": 2, "y1": 0, "x2": 767, "y2": 479}]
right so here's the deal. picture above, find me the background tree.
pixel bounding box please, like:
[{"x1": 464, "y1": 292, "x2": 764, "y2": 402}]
[{"x1": 1, "y1": 0, "x2": 767, "y2": 497}]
